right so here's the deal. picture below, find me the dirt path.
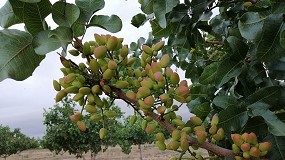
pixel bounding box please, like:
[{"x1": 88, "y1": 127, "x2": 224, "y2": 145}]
[{"x1": 1, "y1": 144, "x2": 208, "y2": 160}]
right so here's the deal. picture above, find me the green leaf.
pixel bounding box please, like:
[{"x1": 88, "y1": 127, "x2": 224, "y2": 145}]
[
  {"x1": 249, "y1": 103, "x2": 285, "y2": 136},
  {"x1": 9, "y1": 0, "x2": 52, "y2": 35},
  {"x1": 131, "y1": 13, "x2": 147, "y2": 28},
  {"x1": 0, "y1": 1, "x2": 21, "y2": 28},
  {"x1": 226, "y1": 36, "x2": 248, "y2": 60},
  {"x1": 187, "y1": 98, "x2": 211, "y2": 120},
  {"x1": 246, "y1": 86, "x2": 282, "y2": 105},
  {"x1": 215, "y1": 58, "x2": 243, "y2": 87},
  {"x1": 141, "y1": 0, "x2": 154, "y2": 14},
  {"x1": 256, "y1": 14, "x2": 285, "y2": 62},
  {"x1": 48, "y1": 26, "x2": 73, "y2": 56},
  {"x1": 199, "y1": 62, "x2": 219, "y2": 85},
  {"x1": 238, "y1": 12, "x2": 265, "y2": 41},
  {"x1": 189, "y1": 84, "x2": 215, "y2": 100},
  {"x1": 75, "y1": 0, "x2": 105, "y2": 21},
  {"x1": 71, "y1": 15, "x2": 85, "y2": 37},
  {"x1": 52, "y1": 1, "x2": 80, "y2": 27},
  {"x1": 212, "y1": 95, "x2": 237, "y2": 109},
  {"x1": 264, "y1": 134, "x2": 285, "y2": 160},
  {"x1": 218, "y1": 106, "x2": 248, "y2": 132},
  {"x1": 150, "y1": 20, "x2": 173, "y2": 38},
  {"x1": 89, "y1": 15, "x2": 122, "y2": 33},
  {"x1": 190, "y1": 0, "x2": 211, "y2": 14},
  {"x1": 280, "y1": 29, "x2": 285, "y2": 50},
  {"x1": 0, "y1": 29, "x2": 45, "y2": 81},
  {"x1": 32, "y1": 30, "x2": 61, "y2": 55},
  {"x1": 153, "y1": 0, "x2": 179, "y2": 28}
]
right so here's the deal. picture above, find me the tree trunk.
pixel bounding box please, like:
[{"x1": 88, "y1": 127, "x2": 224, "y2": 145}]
[{"x1": 138, "y1": 144, "x2": 143, "y2": 160}]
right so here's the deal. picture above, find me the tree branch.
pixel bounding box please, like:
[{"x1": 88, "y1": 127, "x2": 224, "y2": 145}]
[{"x1": 112, "y1": 87, "x2": 236, "y2": 158}]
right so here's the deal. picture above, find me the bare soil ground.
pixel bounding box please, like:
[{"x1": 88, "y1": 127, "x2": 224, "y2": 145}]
[{"x1": 0, "y1": 144, "x2": 208, "y2": 160}]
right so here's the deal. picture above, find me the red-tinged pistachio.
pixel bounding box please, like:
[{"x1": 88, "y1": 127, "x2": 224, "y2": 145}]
[
  {"x1": 154, "y1": 72, "x2": 164, "y2": 81},
  {"x1": 193, "y1": 126, "x2": 205, "y2": 132},
  {"x1": 211, "y1": 114, "x2": 219, "y2": 126},
  {"x1": 64, "y1": 73, "x2": 76, "y2": 84},
  {"x1": 159, "y1": 93, "x2": 169, "y2": 102},
  {"x1": 145, "y1": 123, "x2": 156, "y2": 134},
  {"x1": 144, "y1": 96, "x2": 155, "y2": 106},
  {"x1": 167, "y1": 140, "x2": 180, "y2": 151},
  {"x1": 159, "y1": 54, "x2": 170, "y2": 68},
  {"x1": 108, "y1": 60, "x2": 117, "y2": 70},
  {"x1": 140, "y1": 78, "x2": 154, "y2": 89},
  {"x1": 217, "y1": 128, "x2": 224, "y2": 139},
  {"x1": 175, "y1": 86, "x2": 190, "y2": 97},
  {"x1": 180, "y1": 137, "x2": 189, "y2": 151},
  {"x1": 106, "y1": 36, "x2": 118, "y2": 51},
  {"x1": 248, "y1": 132, "x2": 258, "y2": 145},
  {"x1": 157, "y1": 106, "x2": 166, "y2": 114},
  {"x1": 94, "y1": 45, "x2": 107, "y2": 59},
  {"x1": 196, "y1": 130, "x2": 207, "y2": 143},
  {"x1": 137, "y1": 86, "x2": 151, "y2": 98},
  {"x1": 241, "y1": 143, "x2": 250, "y2": 152},
  {"x1": 209, "y1": 125, "x2": 218, "y2": 135},
  {"x1": 259, "y1": 142, "x2": 272, "y2": 152},
  {"x1": 165, "y1": 67, "x2": 173, "y2": 78},
  {"x1": 231, "y1": 134, "x2": 243, "y2": 146},
  {"x1": 156, "y1": 132, "x2": 165, "y2": 142},
  {"x1": 77, "y1": 121, "x2": 86, "y2": 132},
  {"x1": 170, "y1": 72, "x2": 180, "y2": 84},
  {"x1": 151, "y1": 62, "x2": 162, "y2": 73},
  {"x1": 70, "y1": 112, "x2": 82, "y2": 122},
  {"x1": 249, "y1": 147, "x2": 260, "y2": 157},
  {"x1": 126, "y1": 90, "x2": 136, "y2": 99}
]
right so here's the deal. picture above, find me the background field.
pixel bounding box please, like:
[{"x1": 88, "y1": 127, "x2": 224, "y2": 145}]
[{"x1": 0, "y1": 144, "x2": 208, "y2": 160}]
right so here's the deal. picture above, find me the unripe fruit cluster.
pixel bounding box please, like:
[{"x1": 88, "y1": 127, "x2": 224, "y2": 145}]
[
  {"x1": 231, "y1": 132, "x2": 272, "y2": 159},
  {"x1": 54, "y1": 34, "x2": 191, "y2": 141}
]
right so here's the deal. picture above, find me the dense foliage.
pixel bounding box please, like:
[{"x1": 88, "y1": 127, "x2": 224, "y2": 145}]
[
  {"x1": 0, "y1": 0, "x2": 285, "y2": 159},
  {"x1": 42, "y1": 97, "x2": 125, "y2": 158},
  {"x1": 0, "y1": 125, "x2": 39, "y2": 158}
]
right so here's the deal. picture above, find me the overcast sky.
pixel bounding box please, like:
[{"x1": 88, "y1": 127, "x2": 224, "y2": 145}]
[{"x1": 0, "y1": 0, "x2": 191, "y2": 138}]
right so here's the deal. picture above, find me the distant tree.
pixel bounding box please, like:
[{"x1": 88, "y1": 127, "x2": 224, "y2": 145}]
[
  {"x1": 42, "y1": 96, "x2": 128, "y2": 159},
  {"x1": 116, "y1": 115, "x2": 170, "y2": 160},
  {"x1": 0, "y1": 125, "x2": 39, "y2": 159}
]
